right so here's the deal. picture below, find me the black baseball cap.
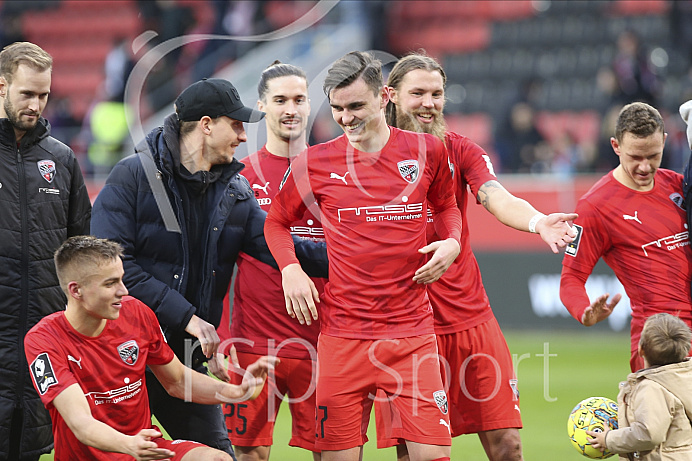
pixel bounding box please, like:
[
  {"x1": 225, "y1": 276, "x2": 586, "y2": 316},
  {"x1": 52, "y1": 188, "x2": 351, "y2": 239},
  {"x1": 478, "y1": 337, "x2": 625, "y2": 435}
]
[{"x1": 175, "y1": 78, "x2": 265, "y2": 123}]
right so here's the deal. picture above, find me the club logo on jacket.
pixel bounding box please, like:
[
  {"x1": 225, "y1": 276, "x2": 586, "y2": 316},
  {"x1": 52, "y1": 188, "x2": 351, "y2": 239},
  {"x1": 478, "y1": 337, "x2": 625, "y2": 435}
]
[
  {"x1": 398, "y1": 160, "x2": 419, "y2": 183},
  {"x1": 37, "y1": 160, "x2": 56, "y2": 183},
  {"x1": 117, "y1": 340, "x2": 139, "y2": 366},
  {"x1": 670, "y1": 192, "x2": 685, "y2": 210},
  {"x1": 433, "y1": 390, "x2": 448, "y2": 414},
  {"x1": 30, "y1": 353, "x2": 58, "y2": 395}
]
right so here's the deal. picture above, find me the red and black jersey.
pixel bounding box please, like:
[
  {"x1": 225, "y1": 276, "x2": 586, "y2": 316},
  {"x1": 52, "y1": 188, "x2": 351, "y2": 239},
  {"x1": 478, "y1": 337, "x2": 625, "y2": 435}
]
[
  {"x1": 219, "y1": 146, "x2": 325, "y2": 359},
  {"x1": 265, "y1": 128, "x2": 461, "y2": 340},
  {"x1": 561, "y1": 169, "x2": 692, "y2": 345},
  {"x1": 24, "y1": 297, "x2": 174, "y2": 460}
]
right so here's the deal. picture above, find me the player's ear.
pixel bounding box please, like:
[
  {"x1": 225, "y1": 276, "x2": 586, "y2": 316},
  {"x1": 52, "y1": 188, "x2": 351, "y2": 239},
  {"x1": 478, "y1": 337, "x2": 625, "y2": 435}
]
[
  {"x1": 387, "y1": 86, "x2": 398, "y2": 104},
  {"x1": 67, "y1": 281, "x2": 81, "y2": 300},
  {"x1": 379, "y1": 86, "x2": 390, "y2": 109},
  {"x1": 0, "y1": 76, "x2": 6, "y2": 98},
  {"x1": 200, "y1": 116, "x2": 213, "y2": 135},
  {"x1": 257, "y1": 99, "x2": 264, "y2": 112},
  {"x1": 610, "y1": 137, "x2": 621, "y2": 157}
]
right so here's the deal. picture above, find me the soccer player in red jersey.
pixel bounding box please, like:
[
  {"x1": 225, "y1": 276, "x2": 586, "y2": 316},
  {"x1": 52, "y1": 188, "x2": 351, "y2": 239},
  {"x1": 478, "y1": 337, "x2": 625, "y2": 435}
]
[
  {"x1": 377, "y1": 53, "x2": 578, "y2": 461},
  {"x1": 560, "y1": 102, "x2": 692, "y2": 372},
  {"x1": 264, "y1": 51, "x2": 462, "y2": 461},
  {"x1": 24, "y1": 236, "x2": 277, "y2": 461},
  {"x1": 217, "y1": 62, "x2": 324, "y2": 460}
]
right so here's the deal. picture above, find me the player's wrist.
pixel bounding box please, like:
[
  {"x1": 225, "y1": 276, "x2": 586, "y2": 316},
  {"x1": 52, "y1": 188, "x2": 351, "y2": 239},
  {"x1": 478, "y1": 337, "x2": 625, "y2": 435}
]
[{"x1": 528, "y1": 213, "x2": 546, "y2": 233}]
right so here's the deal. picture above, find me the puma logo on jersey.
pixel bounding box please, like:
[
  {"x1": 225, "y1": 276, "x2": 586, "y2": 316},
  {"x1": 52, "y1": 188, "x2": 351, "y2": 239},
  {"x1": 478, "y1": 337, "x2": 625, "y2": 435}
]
[
  {"x1": 514, "y1": 404, "x2": 521, "y2": 413},
  {"x1": 330, "y1": 171, "x2": 349, "y2": 185},
  {"x1": 439, "y1": 419, "x2": 451, "y2": 434},
  {"x1": 252, "y1": 182, "x2": 270, "y2": 195},
  {"x1": 68, "y1": 355, "x2": 82, "y2": 370},
  {"x1": 623, "y1": 211, "x2": 642, "y2": 224}
]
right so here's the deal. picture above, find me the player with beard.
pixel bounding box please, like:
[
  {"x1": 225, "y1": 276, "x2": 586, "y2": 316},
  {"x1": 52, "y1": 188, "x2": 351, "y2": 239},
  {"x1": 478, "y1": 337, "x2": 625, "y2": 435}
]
[
  {"x1": 377, "y1": 53, "x2": 577, "y2": 461},
  {"x1": 217, "y1": 62, "x2": 324, "y2": 461},
  {"x1": 265, "y1": 51, "x2": 462, "y2": 461},
  {"x1": 0, "y1": 41, "x2": 91, "y2": 461}
]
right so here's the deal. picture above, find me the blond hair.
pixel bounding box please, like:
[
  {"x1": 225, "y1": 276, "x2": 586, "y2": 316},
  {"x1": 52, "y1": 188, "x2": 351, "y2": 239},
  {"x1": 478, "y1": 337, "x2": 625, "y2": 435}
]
[{"x1": 0, "y1": 42, "x2": 52, "y2": 84}]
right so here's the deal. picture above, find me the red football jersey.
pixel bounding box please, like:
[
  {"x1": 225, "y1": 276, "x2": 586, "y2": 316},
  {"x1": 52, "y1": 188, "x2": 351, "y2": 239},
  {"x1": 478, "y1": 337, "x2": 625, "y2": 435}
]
[
  {"x1": 221, "y1": 146, "x2": 326, "y2": 359},
  {"x1": 426, "y1": 132, "x2": 497, "y2": 334},
  {"x1": 561, "y1": 169, "x2": 692, "y2": 344},
  {"x1": 265, "y1": 128, "x2": 462, "y2": 339},
  {"x1": 24, "y1": 296, "x2": 175, "y2": 460}
]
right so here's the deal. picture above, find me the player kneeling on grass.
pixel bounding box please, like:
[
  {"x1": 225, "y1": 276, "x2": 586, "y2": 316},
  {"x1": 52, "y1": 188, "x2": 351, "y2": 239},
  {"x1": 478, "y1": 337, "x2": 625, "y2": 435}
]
[
  {"x1": 24, "y1": 236, "x2": 278, "y2": 461},
  {"x1": 587, "y1": 313, "x2": 692, "y2": 460}
]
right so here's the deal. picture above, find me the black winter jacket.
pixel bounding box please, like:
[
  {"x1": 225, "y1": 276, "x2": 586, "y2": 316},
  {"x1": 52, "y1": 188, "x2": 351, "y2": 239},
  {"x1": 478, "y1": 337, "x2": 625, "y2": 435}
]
[
  {"x1": 91, "y1": 115, "x2": 327, "y2": 353},
  {"x1": 0, "y1": 117, "x2": 91, "y2": 459}
]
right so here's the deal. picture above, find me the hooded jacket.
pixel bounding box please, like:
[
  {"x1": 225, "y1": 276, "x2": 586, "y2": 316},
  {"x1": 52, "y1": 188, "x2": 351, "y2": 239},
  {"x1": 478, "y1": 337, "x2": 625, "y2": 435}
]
[
  {"x1": 0, "y1": 117, "x2": 91, "y2": 459},
  {"x1": 606, "y1": 359, "x2": 692, "y2": 461},
  {"x1": 91, "y1": 115, "x2": 327, "y2": 350}
]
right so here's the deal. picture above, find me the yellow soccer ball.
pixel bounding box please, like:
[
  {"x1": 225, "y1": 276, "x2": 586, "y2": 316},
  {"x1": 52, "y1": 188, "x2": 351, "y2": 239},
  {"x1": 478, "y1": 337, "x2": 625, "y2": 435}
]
[{"x1": 567, "y1": 396, "x2": 618, "y2": 459}]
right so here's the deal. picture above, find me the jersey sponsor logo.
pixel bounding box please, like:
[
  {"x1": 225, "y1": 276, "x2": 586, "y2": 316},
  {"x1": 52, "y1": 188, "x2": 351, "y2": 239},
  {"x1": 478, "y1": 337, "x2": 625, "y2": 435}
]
[
  {"x1": 433, "y1": 390, "x2": 448, "y2": 414},
  {"x1": 622, "y1": 211, "x2": 642, "y2": 224},
  {"x1": 482, "y1": 154, "x2": 496, "y2": 177},
  {"x1": 397, "y1": 160, "x2": 419, "y2": 183},
  {"x1": 85, "y1": 379, "x2": 143, "y2": 405},
  {"x1": 565, "y1": 224, "x2": 583, "y2": 257},
  {"x1": 37, "y1": 160, "x2": 56, "y2": 183},
  {"x1": 257, "y1": 197, "x2": 272, "y2": 206},
  {"x1": 68, "y1": 355, "x2": 82, "y2": 370},
  {"x1": 117, "y1": 340, "x2": 139, "y2": 366},
  {"x1": 329, "y1": 171, "x2": 349, "y2": 185},
  {"x1": 641, "y1": 231, "x2": 690, "y2": 256},
  {"x1": 38, "y1": 187, "x2": 60, "y2": 195},
  {"x1": 670, "y1": 192, "x2": 685, "y2": 210},
  {"x1": 30, "y1": 353, "x2": 58, "y2": 395},
  {"x1": 290, "y1": 226, "x2": 324, "y2": 238},
  {"x1": 337, "y1": 203, "x2": 424, "y2": 223},
  {"x1": 252, "y1": 182, "x2": 270, "y2": 195}
]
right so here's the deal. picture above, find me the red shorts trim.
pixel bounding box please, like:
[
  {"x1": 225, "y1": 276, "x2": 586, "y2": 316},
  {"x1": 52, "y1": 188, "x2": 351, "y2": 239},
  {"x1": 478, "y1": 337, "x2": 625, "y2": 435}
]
[
  {"x1": 315, "y1": 334, "x2": 451, "y2": 451},
  {"x1": 152, "y1": 431, "x2": 204, "y2": 459},
  {"x1": 224, "y1": 352, "x2": 318, "y2": 452},
  {"x1": 376, "y1": 317, "x2": 521, "y2": 447}
]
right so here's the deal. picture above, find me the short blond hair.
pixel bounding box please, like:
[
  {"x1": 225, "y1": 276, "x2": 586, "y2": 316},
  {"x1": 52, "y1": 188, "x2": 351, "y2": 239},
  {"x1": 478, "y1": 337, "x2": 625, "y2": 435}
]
[
  {"x1": 54, "y1": 236, "x2": 123, "y2": 294},
  {"x1": 0, "y1": 42, "x2": 52, "y2": 84},
  {"x1": 640, "y1": 313, "x2": 692, "y2": 366}
]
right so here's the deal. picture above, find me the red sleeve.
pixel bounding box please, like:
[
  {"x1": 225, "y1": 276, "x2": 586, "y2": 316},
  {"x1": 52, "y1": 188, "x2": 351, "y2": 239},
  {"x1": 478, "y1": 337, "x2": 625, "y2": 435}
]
[
  {"x1": 138, "y1": 299, "x2": 175, "y2": 365},
  {"x1": 265, "y1": 157, "x2": 309, "y2": 270},
  {"x1": 559, "y1": 265, "x2": 591, "y2": 323},
  {"x1": 24, "y1": 325, "x2": 76, "y2": 408},
  {"x1": 427, "y1": 138, "x2": 462, "y2": 243}
]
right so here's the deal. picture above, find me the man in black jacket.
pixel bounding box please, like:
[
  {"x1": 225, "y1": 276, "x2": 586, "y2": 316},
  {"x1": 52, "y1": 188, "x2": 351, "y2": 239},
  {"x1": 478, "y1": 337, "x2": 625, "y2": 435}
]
[
  {"x1": 0, "y1": 41, "x2": 92, "y2": 461},
  {"x1": 91, "y1": 78, "x2": 327, "y2": 458}
]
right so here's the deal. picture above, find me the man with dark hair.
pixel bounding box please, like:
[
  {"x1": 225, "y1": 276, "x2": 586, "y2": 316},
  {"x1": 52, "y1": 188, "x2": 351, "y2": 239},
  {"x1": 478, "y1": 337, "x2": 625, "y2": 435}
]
[
  {"x1": 379, "y1": 52, "x2": 577, "y2": 461},
  {"x1": 218, "y1": 61, "x2": 324, "y2": 461},
  {"x1": 265, "y1": 51, "x2": 462, "y2": 461},
  {"x1": 25, "y1": 235, "x2": 276, "y2": 461},
  {"x1": 91, "y1": 78, "x2": 327, "y2": 457},
  {"x1": 0, "y1": 41, "x2": 91, "y2": 461},
  {"x1": 560, "y1": 102, "x2": 692, "y2": 372}
]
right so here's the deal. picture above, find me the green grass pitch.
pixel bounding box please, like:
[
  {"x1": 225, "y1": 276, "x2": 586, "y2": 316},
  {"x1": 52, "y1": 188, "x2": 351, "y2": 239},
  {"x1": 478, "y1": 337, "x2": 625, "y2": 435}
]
[{"x1": 39, "y1": 329, "x2": 631, "y2": 460}]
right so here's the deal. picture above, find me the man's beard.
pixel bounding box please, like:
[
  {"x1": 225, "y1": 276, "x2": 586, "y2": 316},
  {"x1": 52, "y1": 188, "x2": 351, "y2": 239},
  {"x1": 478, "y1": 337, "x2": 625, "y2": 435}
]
[
  {"x1": 4, "y1": 96, "x2": 39, "y2": 133},
  {"x1": 395, "y1": 108, "x2": 446, "y2": 142}
]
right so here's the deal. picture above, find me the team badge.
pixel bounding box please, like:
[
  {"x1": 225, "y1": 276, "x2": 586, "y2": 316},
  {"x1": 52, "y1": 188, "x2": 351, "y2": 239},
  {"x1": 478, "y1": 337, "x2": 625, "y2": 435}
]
[
  {"x1": 510, "y1": 378, "x2": 519, "y2": 401},
  {"x1": 565, "y1": 224, "x2": 583, "y2": 257},
  {"x1": 433, "y1": 390, "x2": 448, "y2": 415},
  {"x1": 37, "y1": 160, "x2": 56, "y2": 183},
  {"x1": 397, "y1": 160, "x2": 419, "y2": 183},
  {"x1": 670, "y1": 192, "x2": 685, "y2": 210},
  {"x1": 30, "y1": 353, "x2": 58, "y2": 395},
  {"x1": 117, "y1": 340, "x2": 140, "y2": 366}
]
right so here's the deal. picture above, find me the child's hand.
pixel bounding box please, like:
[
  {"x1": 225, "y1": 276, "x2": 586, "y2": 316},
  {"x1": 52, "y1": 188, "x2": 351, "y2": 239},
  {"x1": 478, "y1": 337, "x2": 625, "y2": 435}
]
[{"x1": 586, "y1": 428, "x2": 609, "y2": 452}]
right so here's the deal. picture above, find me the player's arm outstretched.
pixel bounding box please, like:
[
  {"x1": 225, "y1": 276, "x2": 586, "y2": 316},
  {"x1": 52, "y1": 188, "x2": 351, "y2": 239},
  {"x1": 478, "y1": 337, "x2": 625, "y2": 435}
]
[
  {"x1": 52, "y1": 384, "x2": 175, "y2": 461},
  {"x1": 477, "y1": 179, "x2": 578, "y2": 253},
  {"x1": 560, "y1": 265, "x2": 621, "y2": 326},
  {"x1": 150, "y1": 354, "x2": 278, "y2": 403}
]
